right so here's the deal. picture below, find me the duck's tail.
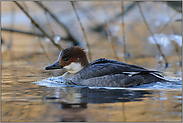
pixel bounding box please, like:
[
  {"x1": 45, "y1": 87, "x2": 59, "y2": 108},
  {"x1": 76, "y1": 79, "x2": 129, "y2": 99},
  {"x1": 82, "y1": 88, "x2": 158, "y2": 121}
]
[{"x1": 149, "y1": 73, "x2": 182, "y2": 85}]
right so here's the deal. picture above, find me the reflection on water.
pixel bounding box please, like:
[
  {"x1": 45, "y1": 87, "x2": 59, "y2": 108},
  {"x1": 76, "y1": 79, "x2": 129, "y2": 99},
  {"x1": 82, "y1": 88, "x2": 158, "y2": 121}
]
[
  {"x1": 44, "y1": 87, "x2": 182, "y2": 122},
  {"x1": 2, "y1": 65, "x2": 182, "y2": 122},
  {"x1": 1, "y1": 49, "x2": 182, "y2": 122},
  {"x1": 1, "y1": 48, "x2": 182, "y2": 122},
  {"x1": 45, "y1": 87, "x2": 152, "y2": 103}
]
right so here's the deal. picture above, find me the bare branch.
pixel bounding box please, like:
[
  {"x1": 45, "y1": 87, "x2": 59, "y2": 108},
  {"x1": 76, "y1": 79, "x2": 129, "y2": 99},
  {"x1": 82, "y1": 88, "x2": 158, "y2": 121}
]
[
  {"x1": 105, "y1": 21, "x2": 120, "y2": 61},
  {"x1": 121, "y1": 1, "x2": 126, "y2": 63},
  {"x1": 2, "y1": 28, "x2": 45, "y2": 37},
  {"x1": 1, "y1": 28, "x2": 77, "y2": 42},
  {"x1": 35, "y1": 1, "x2": 79, "y2": 46},
  {"x1": 137, "y1": 2, "x2": 168, "y2": 67},
  {"x1": 21, "y1": 1, "x2": 51, "y2": 63},
  {"x1": 14, "y1": 1, "x2": 62, "y2": 51},
  {"x1": 71, "y1": 1, "x2": 92, "y2": 61}
]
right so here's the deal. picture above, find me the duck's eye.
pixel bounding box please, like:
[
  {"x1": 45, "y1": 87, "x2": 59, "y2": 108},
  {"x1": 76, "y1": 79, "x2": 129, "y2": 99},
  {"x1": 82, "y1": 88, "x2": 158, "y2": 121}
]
[{"x1": 64, "y1": 58, "x2": 69, "y2": 61}]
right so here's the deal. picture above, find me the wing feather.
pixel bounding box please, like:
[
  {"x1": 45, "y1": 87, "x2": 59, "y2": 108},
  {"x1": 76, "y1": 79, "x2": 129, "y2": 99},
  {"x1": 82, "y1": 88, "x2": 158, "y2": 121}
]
[{"x1": 76, "y1": 58, "x2": 163, "y2": 79}]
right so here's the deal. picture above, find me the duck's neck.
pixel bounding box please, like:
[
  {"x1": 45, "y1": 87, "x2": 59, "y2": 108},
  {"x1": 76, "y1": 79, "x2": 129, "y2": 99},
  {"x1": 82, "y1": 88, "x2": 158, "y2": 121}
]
[
  {"x1": 61, "y1": 72, "x2": 75, "y2": 79},
  {"x1": 63, "y1": 62, "x2": 85, "y2": 73}
]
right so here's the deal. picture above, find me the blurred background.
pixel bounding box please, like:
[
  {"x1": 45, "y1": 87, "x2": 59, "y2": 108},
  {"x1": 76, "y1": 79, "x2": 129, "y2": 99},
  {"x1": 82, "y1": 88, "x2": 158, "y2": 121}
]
[
  {"x1": 1, "y1": 1, "x2": 182, "y2": 67},
  {"x1": 1, "y1": 1, "x2": 182, "y2": 122}
]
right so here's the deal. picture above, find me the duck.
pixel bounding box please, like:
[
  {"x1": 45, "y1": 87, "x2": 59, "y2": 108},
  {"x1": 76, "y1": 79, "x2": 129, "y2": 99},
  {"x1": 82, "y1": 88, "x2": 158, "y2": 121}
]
[{"x1": 45, "y1": 46, "x2": 169, "y2": 87}]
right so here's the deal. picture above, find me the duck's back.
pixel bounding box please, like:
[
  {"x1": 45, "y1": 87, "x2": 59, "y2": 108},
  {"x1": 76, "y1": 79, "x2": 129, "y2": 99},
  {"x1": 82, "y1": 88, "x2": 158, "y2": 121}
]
[{"x1": 71, "y1": 58, "x2": 168, "y2": 87}]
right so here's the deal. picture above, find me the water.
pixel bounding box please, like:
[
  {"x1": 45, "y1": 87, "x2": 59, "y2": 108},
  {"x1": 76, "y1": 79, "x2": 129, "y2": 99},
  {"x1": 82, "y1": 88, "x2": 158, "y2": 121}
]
[{"x1": 1, "y1": 52, "x2": 182, "y2": 122}]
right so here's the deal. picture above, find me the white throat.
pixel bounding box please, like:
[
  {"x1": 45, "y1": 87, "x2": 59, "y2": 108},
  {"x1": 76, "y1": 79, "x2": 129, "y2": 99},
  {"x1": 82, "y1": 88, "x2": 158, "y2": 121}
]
[{"x1": 63, "y1": 62, "x2": 84, "y2": 73}]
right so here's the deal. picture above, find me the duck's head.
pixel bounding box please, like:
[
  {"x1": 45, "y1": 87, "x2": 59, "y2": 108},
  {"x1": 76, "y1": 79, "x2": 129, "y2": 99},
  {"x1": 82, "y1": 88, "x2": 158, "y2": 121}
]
[{"x1": 45, "y1": 46, "x2": 89, "y2": 73}]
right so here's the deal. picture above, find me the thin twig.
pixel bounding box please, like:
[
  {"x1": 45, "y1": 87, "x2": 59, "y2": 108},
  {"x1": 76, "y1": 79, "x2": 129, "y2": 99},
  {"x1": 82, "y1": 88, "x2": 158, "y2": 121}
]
[
  {"x1": 14, "y1": 1, "x2": 62, "y2": 51},
  {"x1": 39, "y1": 1, "x2": 55, "y2": 37},
  {"x1": 32, "y1": 25, "x2": 51, "y2": 64},
  {"x1": 101, "y1": 2, "x2": 110, "y2": 22},
  {"x1": 7, "y1": 3, "x2": 15, "y2": 50},
  {"x1": 1, "y1": 28, "x2": 45, "y2": 37},
  {"x1": 10, "y1": 3, "x2": 15, "y2": 42},
  {"x1": 172, "y1": 41, "x2": 182, "y2": 65},
  {"x1": 21, "y1": 2, "x2": 51, "y2": 64},
  {"x1": 71, "y1": 1, "x2": 92, "y2": 61},
  {"x1": 137, "y1": 2, "x2": 168, "y2": 67},
  {"x1": 44, "y1": 10, "x2": 55, "y2": 36},
  {"x1": 166, "y1": 6, "x2": 182, "y2": 65},
  {"x1": 102, "y1": 2, "x2": 120, "y2": 61},
  {"x1": 122, "y1": 102, "x2": 126, "y2": 122},
  {"x1": 22, "y1": 1, "x2": 28, "y2": 9},
  {"x1": 92, "y1": 2, "x2": 137, "y2": 32},
  {"x1": 1, "y1": 28, "x2": 73, "y2": 41},
  {"x1": 74, "y1": 3, "x2": 98, "y2": 26},
  {"x1": 157, "y1": 12, "x2": 177, "y2": 33},
  {"x1": 35, "y1": 1, "x2": 79, "y2": 46},
  {"x1": 121, "y1": 1, "x2": 126, "y2": 63},
  {"x1": 106, "y1": 30, "x2": 120, "y2": 61},
  {"x1": 105, "y1": 21, "x2": 120, "y2": 61}
]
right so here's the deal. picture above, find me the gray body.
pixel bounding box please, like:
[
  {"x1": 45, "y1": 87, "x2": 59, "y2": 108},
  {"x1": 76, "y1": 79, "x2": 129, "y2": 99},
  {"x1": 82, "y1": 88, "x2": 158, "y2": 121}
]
[{"x1": 64, "y1": 58, "x2": 168, "y2": 87}]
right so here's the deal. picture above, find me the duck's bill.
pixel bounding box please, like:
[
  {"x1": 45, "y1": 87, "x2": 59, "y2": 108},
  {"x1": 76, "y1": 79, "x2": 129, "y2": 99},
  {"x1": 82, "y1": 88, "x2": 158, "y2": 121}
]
[{"x1": 45, "y1": 61, "x2": 63, "y2": 70}]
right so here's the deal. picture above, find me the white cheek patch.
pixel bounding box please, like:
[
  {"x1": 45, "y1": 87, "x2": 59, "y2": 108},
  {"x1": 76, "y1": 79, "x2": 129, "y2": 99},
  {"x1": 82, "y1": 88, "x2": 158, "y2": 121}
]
[{"x1": 63, "y1": 62, "x2": 83, "y2": 73}]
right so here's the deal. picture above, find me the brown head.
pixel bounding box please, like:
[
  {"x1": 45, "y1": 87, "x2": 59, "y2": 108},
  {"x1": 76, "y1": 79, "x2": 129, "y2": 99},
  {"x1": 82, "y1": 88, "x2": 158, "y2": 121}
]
[{"x1": 45, "y1": 46, "x2": 89, "y2": 73}]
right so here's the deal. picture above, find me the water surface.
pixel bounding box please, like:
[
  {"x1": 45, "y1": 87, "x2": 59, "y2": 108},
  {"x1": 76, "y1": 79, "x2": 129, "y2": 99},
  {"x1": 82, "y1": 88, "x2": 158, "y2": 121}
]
[{"x1": 1, "y1": 51, "x2": 182, "y2": 122}]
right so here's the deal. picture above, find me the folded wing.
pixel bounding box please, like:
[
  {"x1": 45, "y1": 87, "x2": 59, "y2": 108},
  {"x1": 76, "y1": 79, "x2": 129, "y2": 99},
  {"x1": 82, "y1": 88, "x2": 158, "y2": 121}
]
[{"x1": 77, "y1": 58, "x2": 163, "y2": 79}]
